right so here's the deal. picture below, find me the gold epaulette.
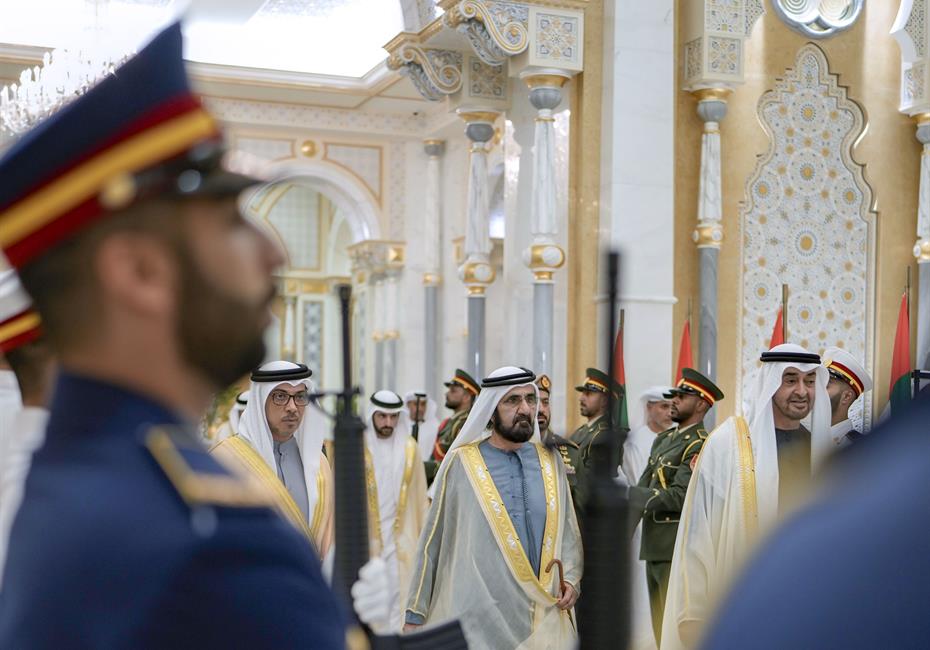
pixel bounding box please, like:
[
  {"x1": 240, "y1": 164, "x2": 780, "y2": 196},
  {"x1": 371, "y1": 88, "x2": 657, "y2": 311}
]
[{"x1": 146, "y1": 427, "x2": 275, "y2": 509}]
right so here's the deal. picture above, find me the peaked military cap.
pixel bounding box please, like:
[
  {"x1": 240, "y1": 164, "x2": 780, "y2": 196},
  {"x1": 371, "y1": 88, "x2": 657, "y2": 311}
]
[
  {"x1": 822, "y1": 346, "x2": 872, "y2": 397},
  {"x1": 535, "y1": 374, "x2": 552, "y2": 394},
  {"x1": 575, "y1": 367, "x2": 619, "y2": 395},
  {"x1": 0, "y1": 23, "x2": 260, "y2": 270},
  {"x1": 444, "y1": 368, "x2": 480, "y2": 396},
  {"x1": 665, "y1": 368, "x2": 725, "y2": 406}
]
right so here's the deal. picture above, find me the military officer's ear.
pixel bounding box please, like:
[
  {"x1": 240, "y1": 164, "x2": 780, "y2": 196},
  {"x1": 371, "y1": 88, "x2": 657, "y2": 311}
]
[
  {"x1": 840, "y1": 385, "x2": 857, "y2": 409},
  {"x1": 696, "y1": 398, "x2": 711, "y2": 415}
]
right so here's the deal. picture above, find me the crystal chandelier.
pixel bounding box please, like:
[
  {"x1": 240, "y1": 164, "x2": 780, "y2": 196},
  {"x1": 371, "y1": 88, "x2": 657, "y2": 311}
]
[{"x1": 0, "y1": 1, "x2": 133, "y2": 137}]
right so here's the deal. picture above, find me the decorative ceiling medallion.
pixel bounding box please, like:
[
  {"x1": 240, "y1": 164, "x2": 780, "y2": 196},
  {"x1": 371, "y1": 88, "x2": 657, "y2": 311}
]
[{"x1": 770, "y1": 0, "x2": 863, "y2": 39}]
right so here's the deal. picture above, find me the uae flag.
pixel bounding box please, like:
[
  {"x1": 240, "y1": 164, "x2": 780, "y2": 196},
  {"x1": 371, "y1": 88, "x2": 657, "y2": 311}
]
[
  {"x1": 889, "y1": 292, "x2": 912, "y2": 413},
  {"x1": 675, "y1": 319, "x2": 693, "y2": 382},
  {"x1": 613, "y1": 320, "x2": 630, "y2": 431},
  {"x1": 769, "y1": 306, "x2": 785, "y2": 348}
]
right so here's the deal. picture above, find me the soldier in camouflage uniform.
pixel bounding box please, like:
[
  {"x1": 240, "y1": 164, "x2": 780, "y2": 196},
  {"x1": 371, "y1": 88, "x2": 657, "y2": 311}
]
[
  {"x1": 424, "y1": 369, "x2": 479, "y2": 485},
  {"x1": 536, "y1": 374, "x2": 587, "y2": 526},
  {"x1": 626, "y1": 368, "x2": 724, "y2": 645}
]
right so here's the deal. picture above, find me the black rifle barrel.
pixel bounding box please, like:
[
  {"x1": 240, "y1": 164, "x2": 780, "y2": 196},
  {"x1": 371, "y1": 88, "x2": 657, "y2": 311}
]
[
  {"x1": 332, "y1": 284, "x2": 369, "y2": 608},
  {"x1": 577, "y1": 250, "x2": 631, "y2": 649}
]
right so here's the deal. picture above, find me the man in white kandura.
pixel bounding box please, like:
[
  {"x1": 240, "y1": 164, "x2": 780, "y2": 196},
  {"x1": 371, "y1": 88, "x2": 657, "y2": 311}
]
[
  {"x1": 660, "y1": 343, "x2": 831, "y2": 649},
  {"x1": 404, "y1": 390, "x2": 440, "y2": 463},
  {"x1": 623, "y1": 386, "x2": 675, "y2": 650},
  {"x1": 211, "y1": 361, "x2": 334, "y2": 558},
  {"x1": 404, "y1": 366, "x2": 582, "y2": 649},
  {"x1": 360, "y1": 390, "x2": 428, "y2": 632},
  {"x1": 822, "y1": 346, "x2": 872, "y2": 448}
]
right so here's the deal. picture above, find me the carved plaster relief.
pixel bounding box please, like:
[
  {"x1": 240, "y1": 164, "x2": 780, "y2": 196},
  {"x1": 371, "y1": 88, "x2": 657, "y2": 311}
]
[
  {"x1": 740, "y1": 45, "x2": 875, "y2": 420},
  {"x1": 770, "y1": 0, "x2": 863, "y2": 39}
]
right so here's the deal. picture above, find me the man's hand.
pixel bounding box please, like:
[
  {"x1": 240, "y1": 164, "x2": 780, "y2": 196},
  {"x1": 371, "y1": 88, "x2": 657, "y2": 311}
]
[
  {"x1": 556, "y1": 583, "x2": 578, "y2": 610},
  {"x1": 403, "y1": 623, "x2": 424, "y2": 633},
  {"x1": 351, "y1": 557, "x2": 392, "y2": 630}
]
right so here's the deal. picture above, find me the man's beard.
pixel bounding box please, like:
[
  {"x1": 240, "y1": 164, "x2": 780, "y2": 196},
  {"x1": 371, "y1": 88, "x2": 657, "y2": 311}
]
[
  {"x1": 176, "y1": 246, "x2": 271, "y2": 389},
  {"x1": 493, "y1": 410, "x2": 534, "y2": 443},
  {"x1": 376, "y1": 425, "x2": 394, "y2": 439},
  {"x1": 445, "y1": 396, "x2": 460, "y2": 410},
  {"x1": 536, "y1": 415, "x2": 549, "y2": 432}
]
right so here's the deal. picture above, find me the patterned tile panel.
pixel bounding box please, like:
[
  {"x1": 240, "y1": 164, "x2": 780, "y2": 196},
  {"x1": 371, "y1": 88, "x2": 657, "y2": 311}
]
[
  {"x1": 708, "y1": 36, "x2": 741, "y2": 76},
  {"x1": 300, "y1": 299, "x2": 323, "y2": 370},
  {"x1": 706, "y1": 0, "x2": 742, "y2": 33},
  {"x1": 906, "y1": 0, "x2": 928, "y2": 59},
  {"x1": 684, "y1": 37, "x2": 704, "y2": 82},
  {"x1": 534, "y1": 11, "x2": 581, "y2": 67},
  {"x1": 740, "y1": 45, "x2": 873, "y2": 407},
  {"x1": 265, "y1": 184, "x2": 322, "y2": 270},
  {"x1": 468, "y1": 56, "x2": 506, "y2": 101}
]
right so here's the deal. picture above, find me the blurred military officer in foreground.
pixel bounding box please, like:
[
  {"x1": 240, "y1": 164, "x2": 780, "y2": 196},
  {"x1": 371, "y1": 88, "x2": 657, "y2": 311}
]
[
  {"x1": 701, "y1": 392, "x2": 930, "y2": 649},
  {"x1": 0, "y1": 23, "x2": 349, "y2": 648}
]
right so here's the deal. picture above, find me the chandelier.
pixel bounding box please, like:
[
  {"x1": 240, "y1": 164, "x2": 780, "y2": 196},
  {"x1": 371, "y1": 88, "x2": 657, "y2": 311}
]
[
  {"x1": 0, "y1": 0, "x2": 136, "y2": 137},
  {"x1": 0, "y1": 45, "x2": 132, "y2": 137}
]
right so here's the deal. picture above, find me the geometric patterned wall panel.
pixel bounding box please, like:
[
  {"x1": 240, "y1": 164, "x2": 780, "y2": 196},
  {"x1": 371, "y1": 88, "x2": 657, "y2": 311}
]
[
  {"x1": 300, "y1": 299, "x2": 324, "y2": 371},
  {"x1": 265, "y1": 184, "x2": 322, "y2": 270},
  {"x1": 740, "y1": 44, "x2": 874, "y2": 412}
]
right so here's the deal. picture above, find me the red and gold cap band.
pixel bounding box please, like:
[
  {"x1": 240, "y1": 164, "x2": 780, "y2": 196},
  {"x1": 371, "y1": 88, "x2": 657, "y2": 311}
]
[
  {"x1": 0, "y1": 309, "x2": 42, "y2": 354},
  {"x1": 0, "y1": 99, "x2": 218, "y2": 268},
  {"x1": 827, "y1": 360, "x2": 864, "y2": 396},
  {"x1": 679, "y1": 379, "x2": 716, "y2": 406},
  {"x1": 584, "y1": 376, "x2": 609, "y2": 392}
]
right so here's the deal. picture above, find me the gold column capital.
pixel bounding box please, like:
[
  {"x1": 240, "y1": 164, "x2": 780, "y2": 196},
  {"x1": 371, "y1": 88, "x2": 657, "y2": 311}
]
[
  {"x1": 459, "y1": 259, "x2": 496, "y2": 292},
  {"x1": 523, "y1": 243, "x2": 565, "y2": 282},
  {"x1": 693, "y1": 222, "x2": 724, "y2": 249},
  {"x1": 915, "y1": 238, "x2": 930, "y2": 262},
  {"x1": 522, "y1": 72, "x2": 572, "y2": 90},
  {"x1": 456, "y1": 109, "x2": 501, "y2": 125},
  {"x1": 423, "y1": 272, "x2": 442, "y2": 286},
  {"x1": 692, "y1": 87, "x2": 733, "y2": 103}
]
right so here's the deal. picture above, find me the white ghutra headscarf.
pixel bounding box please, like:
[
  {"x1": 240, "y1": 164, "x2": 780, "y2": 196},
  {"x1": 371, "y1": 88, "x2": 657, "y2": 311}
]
[
  {"x1": 744, "y1": 343, "x2": 831, "y2": 524},
  {"x1": 366, "y1": 390, "x2": 412, "y2": 521},
  {"x1": 237, "y1": 360, "x2": 328, "y2": 519},
  {"x1": 430, "y1": 366, "x2": 540, "y2": 497},
  {"x1": 403, "y1": 390, "x2": 439, "y2": 462}
]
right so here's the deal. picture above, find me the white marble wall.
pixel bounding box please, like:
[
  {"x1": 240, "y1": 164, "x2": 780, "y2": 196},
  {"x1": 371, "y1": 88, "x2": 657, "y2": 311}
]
[{"x1": 600, "y1": 0, "x2": 676, "y2": 429}]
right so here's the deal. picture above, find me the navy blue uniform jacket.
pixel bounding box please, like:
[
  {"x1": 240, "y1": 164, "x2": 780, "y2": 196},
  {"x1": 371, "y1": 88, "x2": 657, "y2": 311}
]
[{"x1": 0, "y1": 372, "x2": 346, "y2": 648}]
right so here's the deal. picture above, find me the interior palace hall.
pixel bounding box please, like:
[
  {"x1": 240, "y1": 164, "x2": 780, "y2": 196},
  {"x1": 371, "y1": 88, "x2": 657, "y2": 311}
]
[{"x1": 0, "y1": 1, "x2": 928, "y2": 649}]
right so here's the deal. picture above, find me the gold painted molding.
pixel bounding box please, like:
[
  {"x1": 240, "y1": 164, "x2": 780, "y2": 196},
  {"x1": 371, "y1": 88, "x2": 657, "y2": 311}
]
[
  {"x1": 566, "y1": 0, "x2": 603, "y2": 434},
  {"x1": 457, "y1": 110, "x2": 502, "y2": 124},
  {"x1": 692, "y1": 87, "x2": 733, "y2": 103},
  {"x1": 524, "y1": 73, "x2": 571, "y2": 89}
]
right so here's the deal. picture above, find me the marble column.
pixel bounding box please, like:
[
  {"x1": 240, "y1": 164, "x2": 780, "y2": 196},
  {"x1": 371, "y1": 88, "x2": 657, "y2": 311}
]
[
  {"x1": 373, "y1": 276, "x2": 385, "y2": 389},
  {"x1": 282, "y1": 294, "x2": 297, "y2": 361},
  {"x1": 423, "y1": 139, "x2": 445, "y2": 397},
  {"x1": 457, "y1": 109, "x2": 499, "y2": 379},
  {"x1": 692, "y1": 88, "x2": 729, "y2": 428},
  {"x1": 521, "y1": 71, "x2": 569, "y2": 376},
  {"x1": 915, "y1": 116, "x2": 930, "y2": 370},
  {"x1": 384, "y1": 272, "x2": 399, "y2": 391}
]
